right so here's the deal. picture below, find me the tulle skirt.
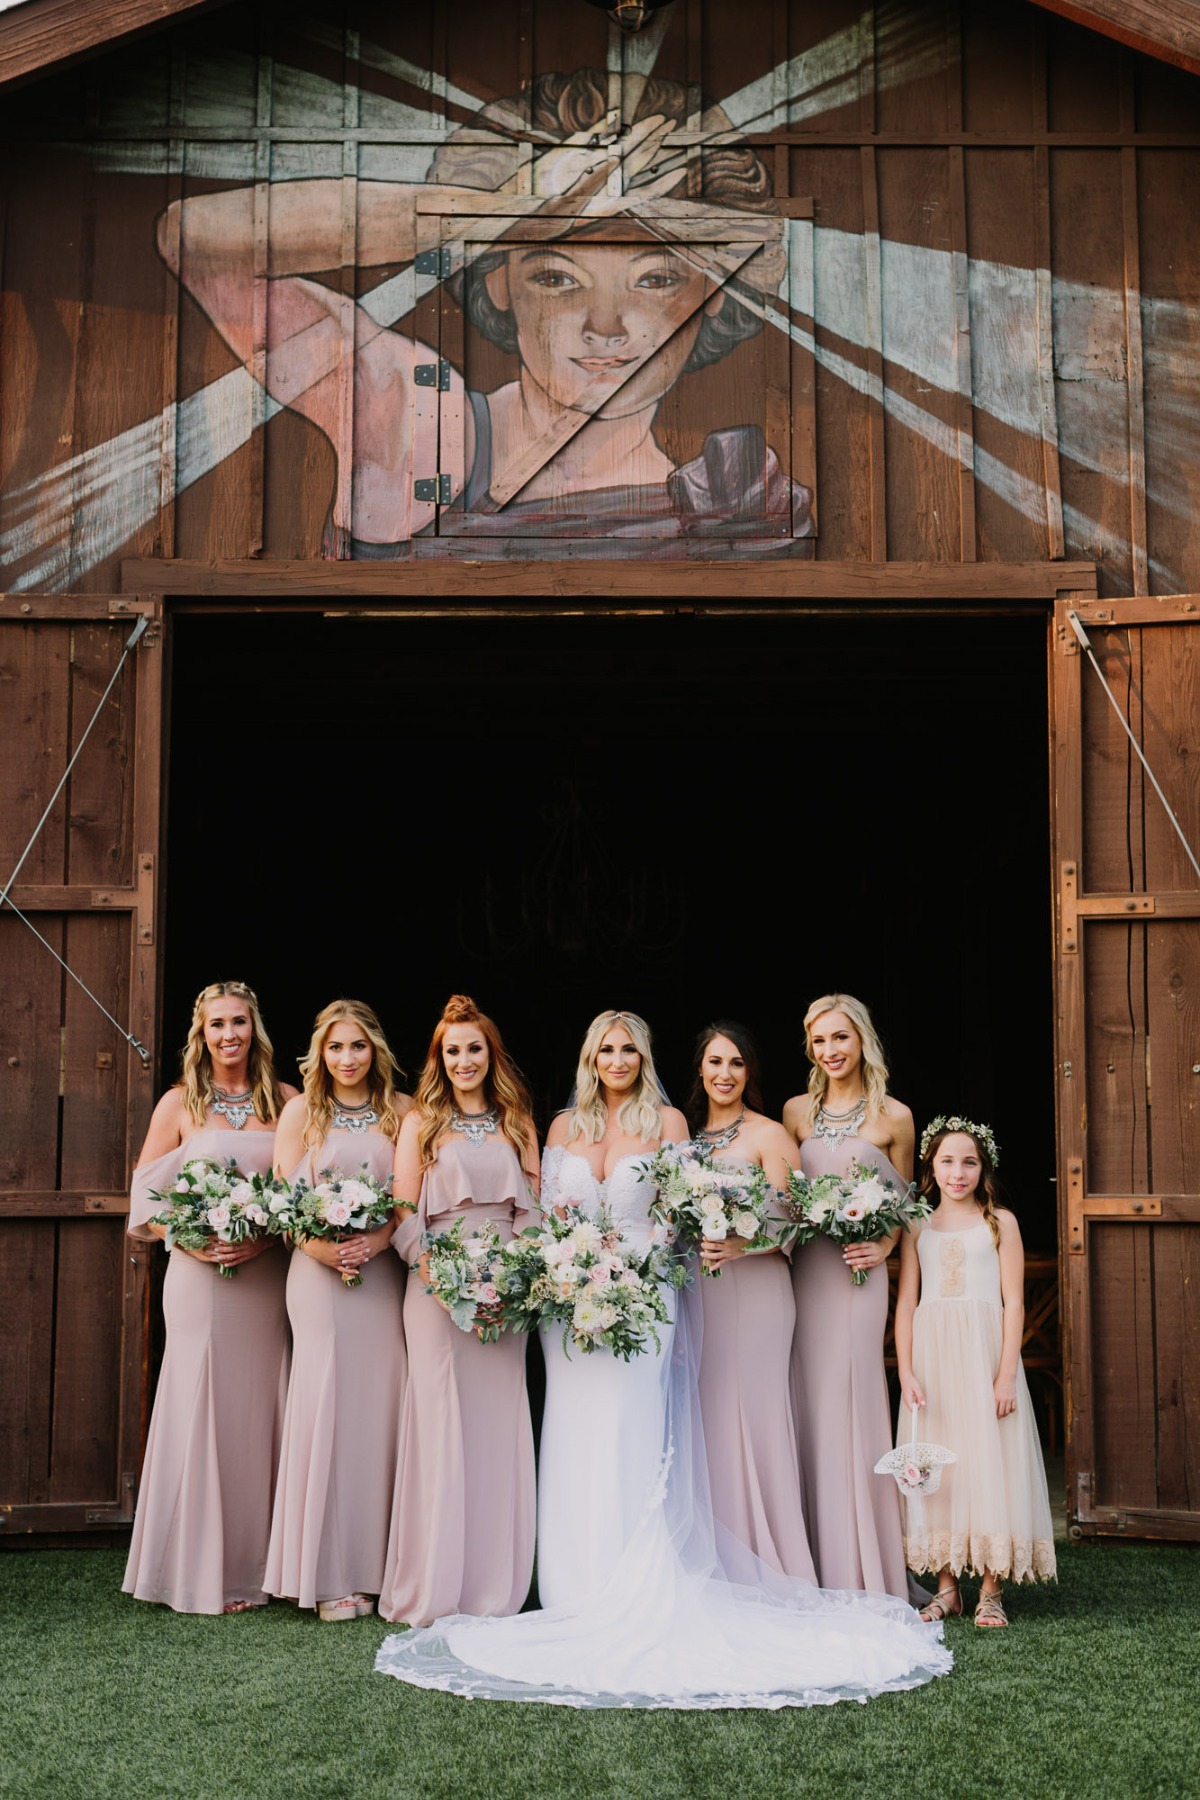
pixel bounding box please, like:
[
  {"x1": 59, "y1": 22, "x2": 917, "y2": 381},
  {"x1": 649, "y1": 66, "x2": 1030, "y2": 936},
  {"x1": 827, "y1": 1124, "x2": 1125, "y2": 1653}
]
[{"x1": 899, "y1": 1300, "x2": 1056, "y2": 1583}]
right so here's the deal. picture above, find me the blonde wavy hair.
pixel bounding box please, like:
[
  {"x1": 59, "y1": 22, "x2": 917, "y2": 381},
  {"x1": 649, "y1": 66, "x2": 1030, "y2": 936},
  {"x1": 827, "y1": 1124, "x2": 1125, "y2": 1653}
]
[
  {"x1": 414, "y1": 995, "x2": 534, "y2": 1171},
  {"x1": 566, "y1": 1009, "x2": 665, "y2": 1146},
  {"x1": 802, "y1": 992, "x2": 890, "y2": 1127},
  {"x1": 180, "y1": 980, "x2": 284, "y2": 1128},
  {"x1": 298, "y1": 999, "x2": 407, "y2": 1148}
]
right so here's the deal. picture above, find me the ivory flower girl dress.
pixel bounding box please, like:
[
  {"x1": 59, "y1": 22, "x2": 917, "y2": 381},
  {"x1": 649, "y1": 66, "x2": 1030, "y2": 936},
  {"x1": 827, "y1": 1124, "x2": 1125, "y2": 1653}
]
[{"x1": 897, "y1": 1220, "x2": 1056, "y2": 1583}]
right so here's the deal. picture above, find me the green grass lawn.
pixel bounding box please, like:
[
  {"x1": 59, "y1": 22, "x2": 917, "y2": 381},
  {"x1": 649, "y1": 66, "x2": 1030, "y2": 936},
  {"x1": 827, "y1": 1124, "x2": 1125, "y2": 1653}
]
[{"x1": 2, "y1": 1545, "x2": 1196, "y2": 1800}]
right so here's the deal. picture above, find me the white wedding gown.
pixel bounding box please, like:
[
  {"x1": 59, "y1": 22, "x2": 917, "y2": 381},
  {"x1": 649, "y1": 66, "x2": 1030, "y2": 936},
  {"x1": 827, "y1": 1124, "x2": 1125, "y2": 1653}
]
[{"x1": 375, "y1": 1148, "x2": 952, "y2": 1709}]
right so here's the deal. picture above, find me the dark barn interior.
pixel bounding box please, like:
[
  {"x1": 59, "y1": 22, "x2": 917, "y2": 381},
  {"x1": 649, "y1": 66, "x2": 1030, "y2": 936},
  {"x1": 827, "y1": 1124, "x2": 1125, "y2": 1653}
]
[{"x1": 164, "y1": 611, "x2": 1056, "y2": 1247}]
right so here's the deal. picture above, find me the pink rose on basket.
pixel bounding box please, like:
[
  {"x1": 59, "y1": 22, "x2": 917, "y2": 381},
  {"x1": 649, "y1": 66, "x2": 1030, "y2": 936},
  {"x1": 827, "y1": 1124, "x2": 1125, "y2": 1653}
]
[{"x1": 902, "y1": 1463, "x2": 925, "y2": 1490}]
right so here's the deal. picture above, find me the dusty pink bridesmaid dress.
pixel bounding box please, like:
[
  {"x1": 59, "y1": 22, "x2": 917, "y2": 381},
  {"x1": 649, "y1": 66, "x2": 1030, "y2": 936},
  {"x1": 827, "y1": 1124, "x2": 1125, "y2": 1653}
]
[
  {"x1": 698, "y1": 1157, "x2": 816, "y2": 1582},
  {"x1": 790, "y1": 1134, "x2": 908, "y2": 1598},
  {"x1": 378, "y1": 1133, "x2": 537, "y2": 1627},
  {"x1": 264, "y1": 1125, "x2": 406, "y2": 1609},
  {"x1": 122, "y1": 1125, "x2": 289, "y2": 1614}
]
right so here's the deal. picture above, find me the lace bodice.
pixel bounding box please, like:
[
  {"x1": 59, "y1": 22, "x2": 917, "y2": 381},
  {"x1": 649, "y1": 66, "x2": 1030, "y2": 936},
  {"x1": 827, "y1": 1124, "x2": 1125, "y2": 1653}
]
[{"x1": 541, "y1": 1144, "x2": 660, "y2": 1254}]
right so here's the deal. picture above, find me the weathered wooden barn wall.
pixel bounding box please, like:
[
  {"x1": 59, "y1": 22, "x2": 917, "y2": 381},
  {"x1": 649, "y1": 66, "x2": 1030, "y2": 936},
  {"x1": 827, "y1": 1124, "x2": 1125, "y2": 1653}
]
[
  {"x1": 1, "y1": 1, "x2": 1198, "y2": 1544},
  {"x1": 0, "y1": 0, "x2": 1198, "y2": 591}
]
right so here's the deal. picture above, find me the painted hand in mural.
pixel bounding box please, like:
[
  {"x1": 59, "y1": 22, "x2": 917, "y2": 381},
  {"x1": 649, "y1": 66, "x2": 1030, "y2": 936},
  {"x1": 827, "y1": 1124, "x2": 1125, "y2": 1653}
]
[{"x1": 155, "y1": 69, "x2": 807, "y2": 558}]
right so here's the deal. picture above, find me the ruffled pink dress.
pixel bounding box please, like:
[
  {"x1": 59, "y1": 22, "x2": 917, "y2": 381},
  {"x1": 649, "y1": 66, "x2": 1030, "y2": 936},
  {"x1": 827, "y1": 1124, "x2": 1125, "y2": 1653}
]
[
  {"x1": 378, "y1": 1133, "x2": 538, "y2": 1627},
  {"x1": 699, "y1": 1157, "x2": 816, "y2": 1582},
  {"x1": 790, "y1": 1133, "x2": 908, "y2": 1598},
  {"x1": 122, "y1": 1121, "x2": 289, "y2": 1613},
  {"x1": 264, "y1": 1126, "x2": 406, "y2": 1609}
]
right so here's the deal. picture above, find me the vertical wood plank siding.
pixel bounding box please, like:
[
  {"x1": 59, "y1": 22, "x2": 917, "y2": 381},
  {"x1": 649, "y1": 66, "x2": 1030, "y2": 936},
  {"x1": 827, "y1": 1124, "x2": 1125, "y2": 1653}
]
[{"x1": 1, "y1": 0, "x2": 1197, "y2": 594}]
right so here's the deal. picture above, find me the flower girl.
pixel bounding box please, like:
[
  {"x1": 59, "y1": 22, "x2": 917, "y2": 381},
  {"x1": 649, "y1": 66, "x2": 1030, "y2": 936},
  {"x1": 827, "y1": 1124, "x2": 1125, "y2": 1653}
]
[{"x1": 893, "y1": 1118, "x2": 1055, "y2": 1628}]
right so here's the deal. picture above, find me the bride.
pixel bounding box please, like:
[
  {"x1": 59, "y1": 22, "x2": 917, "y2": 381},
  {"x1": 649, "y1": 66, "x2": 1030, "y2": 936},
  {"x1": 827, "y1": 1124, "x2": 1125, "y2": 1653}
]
[{"x1": 375, "y1": 1010, "x2": 951, "y2": 1709}]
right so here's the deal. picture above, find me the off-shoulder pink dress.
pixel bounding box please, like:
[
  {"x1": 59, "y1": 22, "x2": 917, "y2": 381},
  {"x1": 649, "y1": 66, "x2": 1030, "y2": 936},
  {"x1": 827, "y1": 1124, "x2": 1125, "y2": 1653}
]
[
  {"x1": 264, "y1": 1126, "x2": 406, "y2": 1609},
  {"x1": 378, "y1": 1133, "x2": 538, "y2": 1627},
  {"x1": 122, "y1": 1122, "x2": 289, "y2": 1613},
  {"x1": 699, "y1": 1157, "x2": 816, "y2": 1582},
  {"x1": 790, "y1": 1134, "x2": 908, "y2": 1598}
]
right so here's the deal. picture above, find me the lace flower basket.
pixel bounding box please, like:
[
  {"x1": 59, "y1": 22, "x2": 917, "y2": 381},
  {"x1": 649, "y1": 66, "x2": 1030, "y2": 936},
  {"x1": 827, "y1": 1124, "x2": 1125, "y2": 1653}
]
[{"x1": 875, "y1": 1405, "x2": 956, "y2": 1497}]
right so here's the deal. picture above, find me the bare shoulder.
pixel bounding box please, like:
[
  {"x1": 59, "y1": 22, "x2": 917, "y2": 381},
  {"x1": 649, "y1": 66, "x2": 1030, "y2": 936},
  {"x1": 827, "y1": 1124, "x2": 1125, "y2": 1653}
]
[
  {"x1": 397, "y1": 1105, "x2": 423, "y2": 1143},
  {"x1": 276, "y1": 1092, "x2": 307, "y2": 1126},
  {"x1": 394, "y1": 1091, "x2": 416, "y2": 1119},
  {"x1": 278, "y1": 1081, "x2": 301, "y2": 1104},
  {"x1": 752, "y1": 1115, "x2": 800, "y2": 1160},
  {"x1": 882, "y1": 1094, "x2": 914, "y2": 1128},
  {"x1": 660, "y1": 1106, "x2": 691, "y2": 1142},
  {"x1": 781, "y1": 1093, "x2": 809, "y2": 1139},
  {"x1": 995, "y1": 1206, "x2": 1023, "y2": 1242},
  {"x1": 546, "y1": 1110, "x2": 573, "y2": 1149},
  {"x1": 153, "y1": 1085, "x2": 188, "y2": 1123}
]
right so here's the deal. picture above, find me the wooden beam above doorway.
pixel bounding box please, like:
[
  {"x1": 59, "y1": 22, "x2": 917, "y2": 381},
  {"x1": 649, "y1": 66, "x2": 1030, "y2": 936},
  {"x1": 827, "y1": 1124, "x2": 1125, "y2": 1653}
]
[
  {"x1": 1025, "y1": 0, "x2": 1200, "y2": 78},
  {"x1": 118, "y1": 559, "x2": 1099, "y2": 607}
]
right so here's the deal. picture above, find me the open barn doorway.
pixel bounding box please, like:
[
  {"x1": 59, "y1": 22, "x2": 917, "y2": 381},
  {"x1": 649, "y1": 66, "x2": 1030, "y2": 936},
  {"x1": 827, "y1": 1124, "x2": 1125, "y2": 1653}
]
[
  {"x1": 163, "y1": 610, "x2": 1055, "y2": 1252},
  {"x1": 164, "y1": 612, "x2": 1057, "y2": 1245},
  {"x1": 164, "y1": 609, "x2": 1061, "y2": 1453}
]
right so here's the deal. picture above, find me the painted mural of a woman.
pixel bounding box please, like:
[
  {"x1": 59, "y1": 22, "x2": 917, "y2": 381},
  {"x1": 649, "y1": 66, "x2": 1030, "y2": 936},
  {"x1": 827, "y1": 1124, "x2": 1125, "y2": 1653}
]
[{"x1": 158, "y1": 70, "x2": 813, "y2": 559}]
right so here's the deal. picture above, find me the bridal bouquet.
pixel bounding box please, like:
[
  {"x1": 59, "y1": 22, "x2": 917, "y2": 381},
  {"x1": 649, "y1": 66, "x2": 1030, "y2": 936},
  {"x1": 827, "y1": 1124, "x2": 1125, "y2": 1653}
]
[
  {"x1": 504, "y1": 1205, "x2": 686, "y2": 1360},
  {"x1": 780, "y1": 1161, "x2": 930, "y2": 1285},
  {"x1": 148, "y1": 1156, "x2": 272, "y2": 1277},
  {"x1": 286, "y1": 1164, "x2": 396, "y2": 1287},
  {"x1": 638, "y1": 1142, "x2": 777, "y2": 1276},
  {"x1": 422, "y1": 1217, "x2": 509, "y2": 1339}
]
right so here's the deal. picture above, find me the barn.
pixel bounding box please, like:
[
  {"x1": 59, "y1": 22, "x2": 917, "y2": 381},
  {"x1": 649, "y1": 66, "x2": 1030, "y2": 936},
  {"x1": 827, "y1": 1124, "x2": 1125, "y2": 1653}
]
[{"x1": 1, "y1": 0, "x2": 1197, "y2": 1549}]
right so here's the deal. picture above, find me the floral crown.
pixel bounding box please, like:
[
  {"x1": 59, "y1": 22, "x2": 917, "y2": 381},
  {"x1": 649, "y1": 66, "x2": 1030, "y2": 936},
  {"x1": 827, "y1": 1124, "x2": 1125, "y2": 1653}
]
[{"x1": 920, "y1": 1115, "x2": 1000, "y2": 1168}]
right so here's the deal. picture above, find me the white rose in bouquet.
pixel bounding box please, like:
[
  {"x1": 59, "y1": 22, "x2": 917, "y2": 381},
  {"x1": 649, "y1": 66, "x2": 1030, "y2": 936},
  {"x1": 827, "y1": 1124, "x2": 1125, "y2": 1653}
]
[
  {"x1": 852, "y1": 1175, "x2": 888, "y2": 1214},
  {"x1": 733, "y1": 1210, "x2": 760, "y2": 1239},
  {"x1": 229, "y1": 1180, "x2": 257, "y2": 1208}
]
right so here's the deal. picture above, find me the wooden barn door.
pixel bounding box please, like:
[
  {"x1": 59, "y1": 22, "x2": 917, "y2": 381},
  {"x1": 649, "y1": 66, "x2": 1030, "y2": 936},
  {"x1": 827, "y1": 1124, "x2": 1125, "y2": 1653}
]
[
  {"x1": 1054, "y1": 595, "x2": 1200, "y2": 1540},
  {"x1": 0, "y1": 596, "x2": 163, "y2": 1535}
]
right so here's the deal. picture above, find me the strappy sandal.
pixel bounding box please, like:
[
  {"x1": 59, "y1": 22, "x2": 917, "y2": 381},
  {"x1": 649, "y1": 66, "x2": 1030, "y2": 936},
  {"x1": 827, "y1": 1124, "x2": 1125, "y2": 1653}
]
[
  {"x1": 919, "y1": 1585, "x2": 962, "y2": 1623},
  {"x1": 975, "y1": 1590, "x2": 1008, "y2": 1628},
  {"x1": 317, "y1": 1595, "x2": 359, "y2": 1622}
]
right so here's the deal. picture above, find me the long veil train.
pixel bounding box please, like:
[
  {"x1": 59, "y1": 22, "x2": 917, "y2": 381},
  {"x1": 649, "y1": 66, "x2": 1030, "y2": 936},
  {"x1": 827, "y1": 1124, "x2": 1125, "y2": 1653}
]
[{"x1": 375, "y1": 1237, "x2": 951, "y2": 1711}]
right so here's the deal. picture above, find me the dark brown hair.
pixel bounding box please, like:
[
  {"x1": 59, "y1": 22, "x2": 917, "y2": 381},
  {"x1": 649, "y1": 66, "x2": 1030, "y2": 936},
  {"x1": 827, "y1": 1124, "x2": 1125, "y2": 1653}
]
[{"x1": 686, "y1": 1018, "x2": 765, "y2": 1129}]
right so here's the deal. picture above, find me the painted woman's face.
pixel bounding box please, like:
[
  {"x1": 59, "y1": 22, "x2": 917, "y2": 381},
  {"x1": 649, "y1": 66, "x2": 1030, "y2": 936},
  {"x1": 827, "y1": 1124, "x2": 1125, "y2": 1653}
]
[{"x1": 487, "y1": 242, "x2": 724, "y2": 417}]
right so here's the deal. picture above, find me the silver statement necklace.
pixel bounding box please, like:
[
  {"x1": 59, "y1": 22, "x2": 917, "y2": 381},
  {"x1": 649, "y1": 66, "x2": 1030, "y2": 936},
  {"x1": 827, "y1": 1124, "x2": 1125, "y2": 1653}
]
[
  {"x1": 694, "y1": 1108, "x2": 746, "y2": 1154},
  {"x1": 814, "y1": 1093, "x2": 867, "y2": 1150},
  {"x1": 210, "y1": 1086, "x2": 256, "y2": 1130},
  {"x1": 450, "y1": 1105, "x2": 499, "y2": 1148},
  {"x1": 332, "y1": 1097, "x2": 378, "y2": 1133}
]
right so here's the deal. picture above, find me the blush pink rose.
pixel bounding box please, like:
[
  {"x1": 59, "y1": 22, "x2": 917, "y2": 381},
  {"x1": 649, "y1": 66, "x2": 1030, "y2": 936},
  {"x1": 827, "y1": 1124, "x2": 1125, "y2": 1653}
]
[{"x1": 321, "y1": 1197, "x2": 352, "y2": 1227}]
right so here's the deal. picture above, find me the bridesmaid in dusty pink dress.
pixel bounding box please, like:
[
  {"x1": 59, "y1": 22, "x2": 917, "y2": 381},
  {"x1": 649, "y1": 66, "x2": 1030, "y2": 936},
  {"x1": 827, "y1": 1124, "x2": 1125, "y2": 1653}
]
[
  {"x1": 378, "y1": 995, "x2": 540, "y2": 1627},
  {"x1": 264, "y1": 999, "x2": 413, "y2": 1621},
  {"x1": 783, "y1": 993, "x2": 915, "y2": 1599},
  {"x1": 689, "y1": 1021, "x2": 816, "y2": 1583},
  {"x1": 123, "y1": 980, "x2": 296, "y2": 1614}
]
